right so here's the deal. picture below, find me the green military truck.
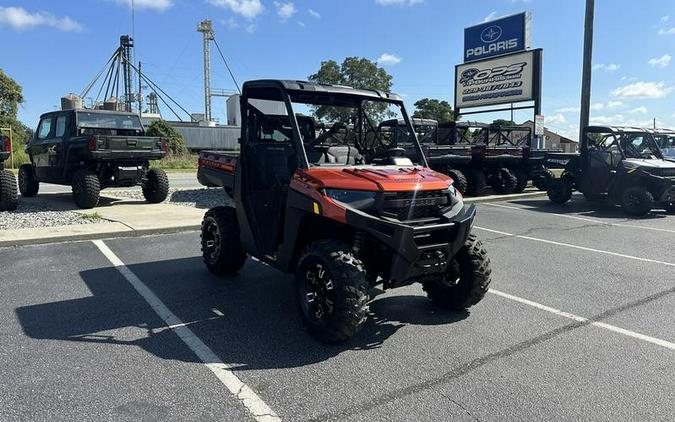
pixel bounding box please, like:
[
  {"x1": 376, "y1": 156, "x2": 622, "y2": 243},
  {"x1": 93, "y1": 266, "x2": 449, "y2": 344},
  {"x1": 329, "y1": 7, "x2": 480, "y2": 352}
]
[
  {"x1": 19, "y1": 109, "x2": 169, "y2": 209},
  {"x1": 0, "y1": 134, "x2": 18, "y2": 211}
]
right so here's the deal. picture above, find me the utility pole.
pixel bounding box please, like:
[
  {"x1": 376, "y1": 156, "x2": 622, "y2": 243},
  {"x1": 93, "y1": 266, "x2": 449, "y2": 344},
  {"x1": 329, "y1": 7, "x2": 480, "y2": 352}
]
[
  {"x1": 578, "y1": 0, "x2": 595, "y2": 141},
  {"x1": 197, "y1": 19, "x2": 214, "y2": 122},
  {"x1": 138, "y1": 61, "x2": 142, "y2": 118}
]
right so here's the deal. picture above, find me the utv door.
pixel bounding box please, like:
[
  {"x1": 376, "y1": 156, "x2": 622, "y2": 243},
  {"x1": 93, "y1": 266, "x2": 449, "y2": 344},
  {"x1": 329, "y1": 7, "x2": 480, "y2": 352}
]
[
  {"x1": 579, "y1": 131, "x2": 618, "y2": 195},
  {"x1": 31, "y1": 116, "x2": 54, "y2": 180},
  {"x1": 46, "y1": 114, "x2": 68, "y2": 180},
  {"x1": 239, "y1": 98, "x2": 298, "y2": 255}
]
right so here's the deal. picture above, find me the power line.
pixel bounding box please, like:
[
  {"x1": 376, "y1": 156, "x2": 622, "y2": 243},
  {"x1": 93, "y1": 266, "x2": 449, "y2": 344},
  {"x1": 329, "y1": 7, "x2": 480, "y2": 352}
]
[{"x1": 211, "y1": 36, "x2": 241, "y2": 94}]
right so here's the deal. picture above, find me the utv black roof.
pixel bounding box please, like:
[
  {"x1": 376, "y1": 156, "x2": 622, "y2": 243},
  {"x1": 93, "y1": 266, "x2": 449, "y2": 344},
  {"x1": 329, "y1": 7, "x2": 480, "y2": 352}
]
[
  {"x1": 39, "y1": 108, "x2": 140, "y2": 119},
  {"x1": 242, "y1": 80, "x2": 404, "y2": 102}
]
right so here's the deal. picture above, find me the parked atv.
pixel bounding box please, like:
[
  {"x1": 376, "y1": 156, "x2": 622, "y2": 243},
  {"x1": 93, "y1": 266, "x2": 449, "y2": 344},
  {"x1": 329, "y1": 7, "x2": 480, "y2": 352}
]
[
  {"x1": 21, "y1": 109, "x2": 169, "y2": 209},
  {"x1": 547, "y1": 126, "x2": 675, "y2": 216},
  {"x1": 197, "y1": 80, "x2": 492, "y2": 343},
  {"x1": 0, "y1": 134, "x2": 18, "y2": 211}
]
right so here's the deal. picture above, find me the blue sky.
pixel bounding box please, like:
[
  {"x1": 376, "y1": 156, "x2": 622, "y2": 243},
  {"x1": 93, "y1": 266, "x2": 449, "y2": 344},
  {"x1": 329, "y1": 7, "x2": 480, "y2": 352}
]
[{"x1": 1, "y1": 0, "x2": 674, "y2": 140}]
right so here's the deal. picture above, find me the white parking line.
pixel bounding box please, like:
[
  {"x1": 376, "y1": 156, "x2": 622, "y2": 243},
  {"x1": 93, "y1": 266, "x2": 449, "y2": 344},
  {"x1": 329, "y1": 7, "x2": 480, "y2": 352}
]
[
  {"x1": 92, "y1": 240, "x2": 281, "y2": 422},
  {"x1": 475, "y1": 226, "x2": 675, "y2": 268},
  {"x1": 489, "y1": 289, "x2": 675, "y2": 351},
  {"x1": 484, "y1": 202, "x2": 675, "y2": 234}
]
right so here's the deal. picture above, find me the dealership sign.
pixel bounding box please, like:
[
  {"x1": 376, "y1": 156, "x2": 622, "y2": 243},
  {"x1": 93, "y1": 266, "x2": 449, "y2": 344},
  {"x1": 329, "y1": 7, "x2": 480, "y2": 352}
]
[
  {"x1": 455, "y1": 49, "x2": 541, "y2": 109},
  {"x1": 464, "y1": 12, "x2": 530, "y2": 62}
]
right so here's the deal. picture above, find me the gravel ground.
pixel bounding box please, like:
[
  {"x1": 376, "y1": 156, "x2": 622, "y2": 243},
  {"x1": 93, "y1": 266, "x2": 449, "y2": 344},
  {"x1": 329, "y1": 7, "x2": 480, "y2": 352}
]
[
  {"x1": 0, "y1": 203, "x2": 100, "y2": 231},
  {"x1": 111, "y1": 187, "x2": 232, "y2": 209}
]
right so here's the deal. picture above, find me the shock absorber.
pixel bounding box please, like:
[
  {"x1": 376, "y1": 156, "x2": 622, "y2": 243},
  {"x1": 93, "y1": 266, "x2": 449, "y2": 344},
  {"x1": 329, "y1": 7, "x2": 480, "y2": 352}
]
[{"x1": 352, "y1": 231, "x2": 365, "y2": 255}]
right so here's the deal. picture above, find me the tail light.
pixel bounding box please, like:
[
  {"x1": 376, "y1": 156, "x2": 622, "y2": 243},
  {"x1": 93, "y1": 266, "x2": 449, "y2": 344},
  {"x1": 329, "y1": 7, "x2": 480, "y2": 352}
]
[
  {"x1": 87, "y1": 136, "x2": 97, "y2": 151},
  {"x1": 2, "y1": 136, "x2": 10, "y2": 153}
]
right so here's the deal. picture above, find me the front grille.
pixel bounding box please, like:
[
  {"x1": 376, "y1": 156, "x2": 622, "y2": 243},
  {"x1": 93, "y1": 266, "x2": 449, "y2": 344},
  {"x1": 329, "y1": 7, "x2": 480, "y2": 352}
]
[
  {"x1": 645, "y1": 167, "x2": 675, "y2": 178},
  {"x1": 380, "y1": 190, "x2": 448, "y2": 221}
]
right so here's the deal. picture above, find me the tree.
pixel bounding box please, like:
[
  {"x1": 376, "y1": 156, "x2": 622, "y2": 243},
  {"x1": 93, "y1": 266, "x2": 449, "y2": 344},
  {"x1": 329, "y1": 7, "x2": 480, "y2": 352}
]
[
  {"x1": 412, "y1": 98, "x2": 455, "y2": 123},
  {"x1": 0, "y1": 69, "x2": 31, "y2": 166},
  {"x1": 492, "y1": 119, "x2": 516, "y2": 126},
  {"x1": 308, "y1": 57, "x2": 394, "y2": 121},
  {"x1": 145, "y1": 119, "x2": 187, "y2": 155}
]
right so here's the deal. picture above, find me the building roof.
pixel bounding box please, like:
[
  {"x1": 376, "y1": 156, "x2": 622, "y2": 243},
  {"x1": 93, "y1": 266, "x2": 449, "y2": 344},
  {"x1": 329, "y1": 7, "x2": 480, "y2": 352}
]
[{"x1": 520, "y1": 120, "x2": 577, "y2": 143}]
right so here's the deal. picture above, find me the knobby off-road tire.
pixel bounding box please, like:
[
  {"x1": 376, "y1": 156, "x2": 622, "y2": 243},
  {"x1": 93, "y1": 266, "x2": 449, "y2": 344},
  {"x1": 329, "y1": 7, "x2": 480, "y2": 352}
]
[
  {"x1": 513, "y1": 169, "x2": 529, "y2": 193},
  {"x1": 72, "y1": 170, "x2": 100, "y2": 209},
  {"x1": 423, "y1": 234, "x2": 492, "y2": 310},
  {"x1": 464, "y1": 167, "x2": 487, "y2": 196},
  {"x1": 0, "y1": 170, "x2": 18, "y2": 211},
  {"x1": 296, "y1": 239, "x2": 370, "y2": 343},
  {"x1": 547, "y1": 179, "x2": 572, "y2": 204},
  {"x1": 533, "y1": 169, "x2": 554, "y2": 191},
  {"x1": 445, "y1": 168, "x2": 468, "y2": 194},
  {"x1": 491, "y1": 167, "x2": 518, "y2": 195},
  {"x1": 142, "y1": 168, "x2": 169, "y2": 204},
  {"x1": 201, "y1": 206, "x2": 247, "y2": 275},
  {"x1": 621, "y1": 186, "x2": 653, "y2": 217},
  {"x1": 18, "y1": 164, "x2": 39, "y2": 197}
]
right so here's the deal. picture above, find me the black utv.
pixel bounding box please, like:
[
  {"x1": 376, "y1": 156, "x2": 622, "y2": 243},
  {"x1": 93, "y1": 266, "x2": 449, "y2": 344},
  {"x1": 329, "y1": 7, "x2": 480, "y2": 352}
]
[
  {"x1": 20, "y1": 109, "x2": 169, "y2": 209},
  {"x1": 0, "y1": 134, "x2": 18, "y2": 211},
  {"x1": 547, "y1": 126, "x2": 675, "y2": 216}
]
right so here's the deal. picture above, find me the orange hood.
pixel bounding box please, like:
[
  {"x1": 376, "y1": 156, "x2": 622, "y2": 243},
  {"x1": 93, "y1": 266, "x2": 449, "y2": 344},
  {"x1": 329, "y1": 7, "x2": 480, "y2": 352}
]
[{"x1": 297, "y1": 166, "x2": 452, "y2": 192}]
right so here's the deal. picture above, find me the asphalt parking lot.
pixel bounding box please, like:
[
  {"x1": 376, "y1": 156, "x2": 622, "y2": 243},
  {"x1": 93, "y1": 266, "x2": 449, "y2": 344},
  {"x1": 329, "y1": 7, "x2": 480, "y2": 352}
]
[{"x1": 1, "y1": 195, "x2": 673, "y2": 421}]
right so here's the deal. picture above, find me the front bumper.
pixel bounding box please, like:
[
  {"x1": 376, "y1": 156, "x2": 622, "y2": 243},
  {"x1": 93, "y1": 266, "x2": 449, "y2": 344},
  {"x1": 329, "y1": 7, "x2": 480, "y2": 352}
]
[{"x1": 345, "y1": 204, "x2": 476, "y2": 286}]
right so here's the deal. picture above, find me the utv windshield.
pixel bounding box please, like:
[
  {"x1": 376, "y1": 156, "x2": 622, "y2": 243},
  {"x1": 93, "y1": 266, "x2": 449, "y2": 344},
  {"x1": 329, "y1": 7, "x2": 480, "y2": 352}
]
[
  {"x1": 289, "y1": 95, "x2": 424, "y2": 167},
  {"x1": 587, "y1": 130, "x2": 662, "y2": 160},
  {"x1": 654, "y1": 134, "x2": 675, "y2": 157}
]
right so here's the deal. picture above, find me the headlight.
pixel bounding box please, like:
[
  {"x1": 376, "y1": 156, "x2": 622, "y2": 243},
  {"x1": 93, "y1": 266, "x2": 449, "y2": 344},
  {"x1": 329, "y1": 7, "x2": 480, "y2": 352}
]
[{"x1": 324, "y1": 189, "x2": 377, "y2": 209}]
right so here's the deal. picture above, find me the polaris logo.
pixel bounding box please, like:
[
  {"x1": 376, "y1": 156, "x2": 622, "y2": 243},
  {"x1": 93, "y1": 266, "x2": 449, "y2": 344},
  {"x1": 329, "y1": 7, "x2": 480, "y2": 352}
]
[
  {"x1": 480, "y1": 26, "x2": 502, "y2": 43},
  {"x1": 466, "y1": 39, "x2": 519, "y2": 60}
]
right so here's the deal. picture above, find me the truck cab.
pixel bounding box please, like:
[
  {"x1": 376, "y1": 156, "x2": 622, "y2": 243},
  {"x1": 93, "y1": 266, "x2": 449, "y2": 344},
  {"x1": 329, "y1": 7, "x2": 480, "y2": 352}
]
[{"x1": 20, "y1": 109, "x2": 169, "y2": 208}]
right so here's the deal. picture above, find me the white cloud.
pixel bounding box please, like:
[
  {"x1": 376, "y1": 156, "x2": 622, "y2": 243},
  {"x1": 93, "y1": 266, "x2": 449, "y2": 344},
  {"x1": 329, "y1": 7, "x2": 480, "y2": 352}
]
[
  {"x1": 208, "y1": 0, "x2": 263, "y2": 19},
  {"x1": 590, "y1": 114, "x2": 624, "y2": 125},
  {"x1": 482, "y1": 11, "x2": 497, "y2": 22},
  {"x1": 113, "y1": 0, "x2": 172, "y2": 11},
  {"x1": 274, "y1": 2, "x2": 296, "y2": 20},
  {"x1": 593, "y1": 63, "x2": 620, "y2": 72},
  {"x1": 607, "y1": 100, "x2": 624, "y2": 109},
  {"x1": 0, "y1": 6, "x2": 83, "y2": 31},
  {"x1": 375, "y1": 0, "x2": 423, "y2": 6},
  {"x1": 658, "y1": 27, "x2": 675, "y2": 35},
  {"x1": 556, "y1": 106, "x2": 580, "y2": 113},
  {"x1": 308, "y1": 8, "x2": 320, "y2": 19},
  {"x1": 377, "y1": 53, "x2": 402, "y2": 65},
  {"x1": 662, "y1": 15, "x2": 670, "y2": 23},
  {"x1": 648, "y1": 54, "x2": 671, "y2": 68},
  {"x1": 591, "y1": 103, "x2": 605, "y2": 111},
  {"x1": 546, "y1": 114, "x2": 566, "y2": 125},
  {"x1": 612, "y1": 81, "x2": 672, "y2": 99},
  {"x1": 297, "y1": 21, "x2": 305, "y2": 27},
  {"x1": 628, "y1": 106, "x2": 647, "y2": 114}
]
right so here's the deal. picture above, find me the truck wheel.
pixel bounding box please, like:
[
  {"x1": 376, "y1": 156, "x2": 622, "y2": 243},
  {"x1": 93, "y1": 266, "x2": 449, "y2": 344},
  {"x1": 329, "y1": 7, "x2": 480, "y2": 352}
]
[
  {"x1": 142, "y1": 168, "x2": 169, "y2": 204},
  {"x1": 72, "y1": 170, "x2": 100, "y2": 209},
  {"x1": 533, "y1": 169, "x2": 554, "y2": 191},
  {"x1": 464, "y1": 168, "x2": 487, "y2": 196},
  {"x1": 18, "y1": 164, "x2": 39, "y2": 197},
  {"x1": 547, "y1": 179, "x2": 572, "y2": 204},
  {"x1": 491, "y1": 168, "x2": 518, "y2": 195},
  {"x1": 445, "y1": 168, "x2": 468, "y2": 194},
  {"x1": 621, "y1": 186, "x2": 653, "y2": 217},
  {"x1": 423, "y1": 234, "x2": 491, "y2": 310},
  {"x1": 0, "y1": 170, "x2": 18, "y2": 211},
  {"x1": 296, "y1": 239, "x2": 369, "y2": 343},
  {"x1": 513, "y1": 169, "x2": 528, "y2": 193},
  {"x1": 201, "y1": 206, "x2": 247, "y2": 275}
]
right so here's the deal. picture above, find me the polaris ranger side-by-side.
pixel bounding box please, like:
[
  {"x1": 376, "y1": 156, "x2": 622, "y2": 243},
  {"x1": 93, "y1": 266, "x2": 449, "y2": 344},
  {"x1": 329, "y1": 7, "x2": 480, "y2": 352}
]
[
  {"x1": 378, "y1": 119, "x2": 555, "y2": 196},
  {"x1": 197, "y1": 80, "x2": 492, "y2": 343},
  {"x1": 20, "y1": 109, "x2": 169, "y2": 209},
  {"x1": 547, "y1": 126, "x2": 675, "y2": 216},
  {"x1": 0, "y1": 134, "x2": 18, "y2": 211}
]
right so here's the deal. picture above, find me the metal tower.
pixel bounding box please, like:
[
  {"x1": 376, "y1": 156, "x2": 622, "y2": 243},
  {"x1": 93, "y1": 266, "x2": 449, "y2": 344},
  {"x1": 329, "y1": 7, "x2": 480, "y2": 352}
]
[
  {"x1": 197, "y1": 19, "x2": 214, "y2": 122},
  {"x1": 120, "y1": 35, "x2": 134, "y2": 112}
]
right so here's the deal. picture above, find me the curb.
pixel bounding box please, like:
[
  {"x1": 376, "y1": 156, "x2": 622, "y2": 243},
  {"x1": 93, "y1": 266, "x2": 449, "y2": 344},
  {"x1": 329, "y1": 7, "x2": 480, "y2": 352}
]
[
  {"x1": 464, "y1": 190, "x2": 548, "y2": 204},
  {"x1": 0, "y1": 223, "x2": 201, "y2": 249}
]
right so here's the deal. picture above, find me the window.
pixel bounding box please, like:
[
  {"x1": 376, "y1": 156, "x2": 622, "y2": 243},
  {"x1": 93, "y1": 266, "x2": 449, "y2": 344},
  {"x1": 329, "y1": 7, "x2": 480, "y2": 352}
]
[
  {"x1": 55, "y1": 115, "x2": 67, "y2": 138},
  {"x1": 37, "y1": 118, "x2": 52, "y2": 140}
]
